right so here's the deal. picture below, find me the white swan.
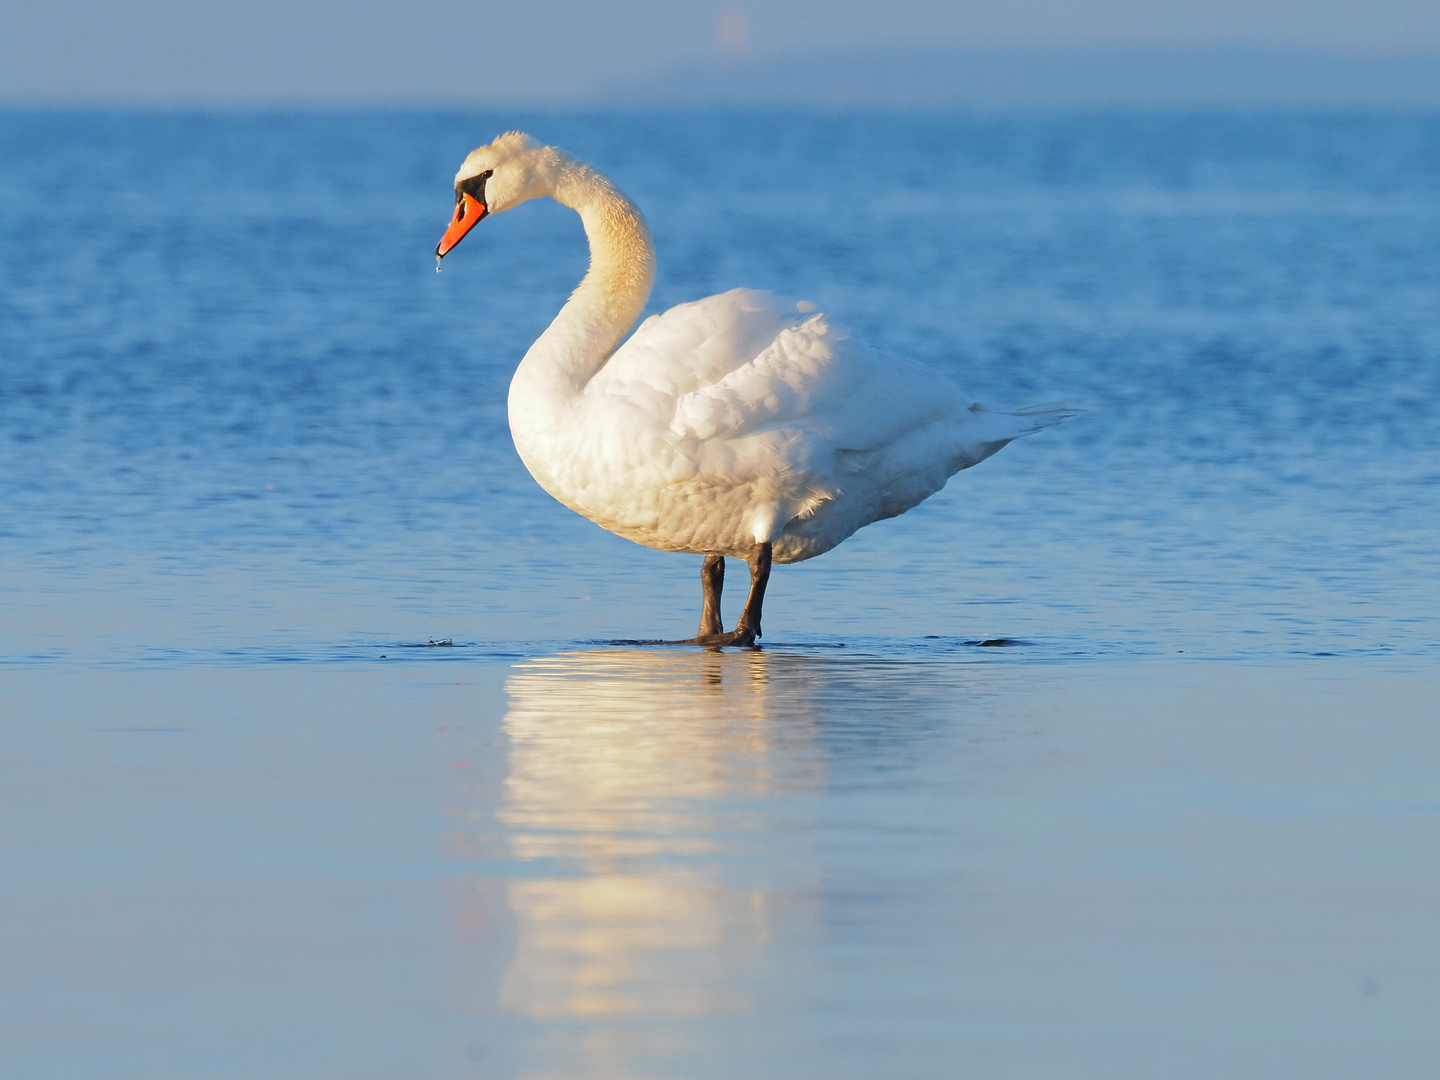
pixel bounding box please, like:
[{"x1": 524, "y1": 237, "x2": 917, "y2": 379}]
[{"x1": 437, "y1": 132, "x2": 1066, "y2": 646}]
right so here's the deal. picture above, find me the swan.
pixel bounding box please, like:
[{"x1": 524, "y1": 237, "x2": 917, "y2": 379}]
[{"x1": 436, "y1": 132, "x2": 1066, "y2": 647}]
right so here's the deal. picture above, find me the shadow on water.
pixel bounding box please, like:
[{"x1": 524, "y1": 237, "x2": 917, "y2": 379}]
[{"x1": 444, "y1": 646, "x2": 1020, "y2": 1077}]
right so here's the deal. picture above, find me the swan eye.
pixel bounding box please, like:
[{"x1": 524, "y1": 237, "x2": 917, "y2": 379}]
[{"x1": 456, "y1": 169, "x2": 494, "y2": 207}]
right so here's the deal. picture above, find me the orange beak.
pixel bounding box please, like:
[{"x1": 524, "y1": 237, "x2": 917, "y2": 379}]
[{"x1": 436, "y1": 192, "x2": 487, "y2": 261}]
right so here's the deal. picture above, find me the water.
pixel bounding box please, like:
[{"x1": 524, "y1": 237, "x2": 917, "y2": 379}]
[{"x1": 1, "y1": 111, "x2": 1438, "y2": 1077}]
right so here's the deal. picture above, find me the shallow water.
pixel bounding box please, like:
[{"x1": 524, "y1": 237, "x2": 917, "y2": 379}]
[
  {"x1": 1, "y1": 111, "x2": 1438, "y2": 1077},
  {"x1": 5, "y1": 652, "x2": 1437, "y2": 1078}
]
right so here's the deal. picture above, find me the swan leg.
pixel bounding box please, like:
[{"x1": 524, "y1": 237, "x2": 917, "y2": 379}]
[
  {"x1": 698, "y1": 554, "x2": 725, "y2": 637},
  {"x1": 616, "y1": 542, "x2": 771, "y2": 649},
  {"x1": 685, "y1": 542, "x2": 769, "y2": 647},
  {"x1": 729, "y1": 541, "x2": 772, "y2": 645}
]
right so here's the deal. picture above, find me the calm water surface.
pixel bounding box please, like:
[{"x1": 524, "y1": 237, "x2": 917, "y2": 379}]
[{"x1": 1, "y1": 111, "x2": 1438, "y2": 1078}]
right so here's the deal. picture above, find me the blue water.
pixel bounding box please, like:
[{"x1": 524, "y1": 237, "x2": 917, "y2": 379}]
[
  {"x1": 2, "y1": 112, "x2": 1438, "y2": 1078},
  {"x1": 3, "y1": 110, "x2": 1438, "y2": 662}
]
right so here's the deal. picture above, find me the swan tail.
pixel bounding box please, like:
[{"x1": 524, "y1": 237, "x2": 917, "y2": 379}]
[{"x1": 971, "y1": 400, "x2": 1080, "y2": 438}]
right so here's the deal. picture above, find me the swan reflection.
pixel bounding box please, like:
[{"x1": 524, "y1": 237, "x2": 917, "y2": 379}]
[
  {"x1": 491, "y1": 648, "x2": 824, "y2": 1024},
  {"x1": 445, "y1": 645, "x2": 1006, "y2": 1075}
]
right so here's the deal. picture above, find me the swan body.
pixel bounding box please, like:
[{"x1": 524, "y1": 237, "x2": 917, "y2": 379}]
[
  {"x1": 437, "y1": 133, "x2": 1064, "y2": 641},
  {"x1": 517, "y1": 286, "x2": 1052, "y2": 564}
]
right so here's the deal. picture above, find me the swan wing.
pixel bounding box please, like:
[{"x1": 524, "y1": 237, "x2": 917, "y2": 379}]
[
  {"x1": 668, "y1": 308, "x2": 961, "y2": 448},
  {"x1": 593, "y1": 287, "x2": 1058, "y2": 460},
  {"x1": 590, "y1": 288, "x2": 814, "y2": 401}
]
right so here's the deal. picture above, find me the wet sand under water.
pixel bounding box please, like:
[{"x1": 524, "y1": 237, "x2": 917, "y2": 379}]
[{"x1": 2, "y1": 647, "x2": 1436, "y2": 1080}]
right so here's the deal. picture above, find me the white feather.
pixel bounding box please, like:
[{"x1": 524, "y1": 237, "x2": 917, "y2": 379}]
[{"x1": 448, "y1": 135, "x2": 1065, "y2": 566}]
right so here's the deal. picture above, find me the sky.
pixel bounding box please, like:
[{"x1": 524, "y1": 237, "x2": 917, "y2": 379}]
[{"x1": 2, "y1": 0, "x2": 1439, "y2": 105}]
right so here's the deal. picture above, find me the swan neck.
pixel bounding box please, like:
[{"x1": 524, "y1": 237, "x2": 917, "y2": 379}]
[{"x1": 518, "y1": 164, "x2": 655, "y2": 399}]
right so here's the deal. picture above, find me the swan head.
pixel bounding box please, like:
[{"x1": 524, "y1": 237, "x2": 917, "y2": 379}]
[{"x1": 436, "y1": 131, "x2": 556, "y2": 262}]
